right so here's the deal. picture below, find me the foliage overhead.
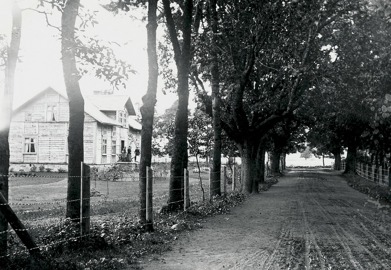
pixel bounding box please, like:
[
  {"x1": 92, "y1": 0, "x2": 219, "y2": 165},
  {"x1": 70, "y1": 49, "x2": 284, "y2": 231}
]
[
  {"x1": 305, "y1": 2, "x2": 391, "y2": 161},
  {"x1": 32, "y1": 0, "x2": 135, "y2": 89},
  {"x1": 194, "y1": 0, "x2": 362, "y2": 146}
]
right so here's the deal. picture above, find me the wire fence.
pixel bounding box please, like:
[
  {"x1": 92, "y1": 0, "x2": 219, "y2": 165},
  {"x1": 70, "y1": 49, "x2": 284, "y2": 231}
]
[
  {"x1": 341, "y1": 160, "x2": 391, "y2": 187},
  {"x1": 0, "y1": 162, "x2": 242, "y2": 260}
]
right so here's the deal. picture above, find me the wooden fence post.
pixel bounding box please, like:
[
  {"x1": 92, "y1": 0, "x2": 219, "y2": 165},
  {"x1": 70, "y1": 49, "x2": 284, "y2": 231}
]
[
  {"x1": 232, "y1": 165, "x2": 236, "y2": 192},
  {"x1": 389, "y1": 167, "x2": 391, "y2": 188},
  {"x1": 209, "y1": 169, "x2": 213, "y2": 201},
  {"x1": 362, "y1": 163, "x2": 365, "y2": 177},
  {"x1": 223, "y1": 166, "x2": 227, "y2": 196},
  {"x1": 80, "y1": 162, "x2": 83, "y2": 236},
  {"x1": 184, "y1": 169, "x2": 190, "y2": 210},
  {"x1": 81, "y1": 163, "x2": 90, "y2": 236},
  {"x1": 146, "y1": 167, "x2": 153, "y2": 232}
]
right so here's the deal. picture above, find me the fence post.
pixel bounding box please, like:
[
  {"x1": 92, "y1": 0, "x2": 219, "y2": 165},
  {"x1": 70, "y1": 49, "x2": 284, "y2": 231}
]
[
  {"x1": 389, "y1": 167, "x2": 391, "y2": 188},
  {"x1": 372, "y1": 165, "x2": 376, "y2": 182},
  {"x1": 209, "y1": 169, "x2": 213, "y2": 201},
  {"x1": 366, "y1": 164, "x2": 369, "y2": 179},
  {"x1": 232, "y1": 165, "x2": 236, "y2": 192},
  {"x1": 106, "y1": 173, "x2": 109, "y2": 196},
  {"x1": 146, "y1": 166, "x2": 153, "y2": 231},
  {"x1": 223, "y1": 166, "x2": 227, "y2": 196},
  {"x1": 81, "y1": 163, "x2": 90, "y2": 236},
  {"x1": 184, "y1": 169, "x2": 190, "y2": 210},
  {"x1": 379, "y1": 166, "x2": 383, "y2": 185}
]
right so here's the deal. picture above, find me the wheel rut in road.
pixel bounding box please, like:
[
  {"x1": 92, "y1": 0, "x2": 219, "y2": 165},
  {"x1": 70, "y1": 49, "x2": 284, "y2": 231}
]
[{"x1": 139, "y1": 168, "x2": 391, "y2": 270}]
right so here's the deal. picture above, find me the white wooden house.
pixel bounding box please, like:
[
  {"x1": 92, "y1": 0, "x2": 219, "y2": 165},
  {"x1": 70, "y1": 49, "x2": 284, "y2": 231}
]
[{"x1": 9, "y1": 87, "x2": 141, "y2": 170}]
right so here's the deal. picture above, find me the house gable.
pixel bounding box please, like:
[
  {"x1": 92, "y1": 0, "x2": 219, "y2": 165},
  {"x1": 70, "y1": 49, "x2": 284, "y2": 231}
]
[
  {"x1": 13, "y1": 87, "x2": 122, "y2": 126},
  {"x1": 12, "y1": 87, "x2": 69, "y2": 123}
]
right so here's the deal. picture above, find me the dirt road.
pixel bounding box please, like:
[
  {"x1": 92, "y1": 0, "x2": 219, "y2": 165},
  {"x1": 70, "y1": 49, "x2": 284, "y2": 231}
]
[{"x1": 140, "y1": 168, "x2": 391, "y2": 270}]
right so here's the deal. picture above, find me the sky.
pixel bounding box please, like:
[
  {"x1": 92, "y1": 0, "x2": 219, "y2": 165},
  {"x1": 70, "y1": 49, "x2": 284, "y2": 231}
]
[{"x1": 0, "y1": 0, "x2": 177, "y2": 114}]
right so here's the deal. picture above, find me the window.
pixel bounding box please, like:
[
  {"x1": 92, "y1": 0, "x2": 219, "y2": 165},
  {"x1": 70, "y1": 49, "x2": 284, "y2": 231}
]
[
  {"x1": 111, "y1": 140, "x2": 116, "y2": 154},
  {"x1": 46, "y1": 105, "x2": 57, "y2": 121},
  {"x1": 118, "y1": 111, "x2": 126, "y2": 126},
  {"x1": 112, "y1": 127, "x2": 116, "y2": 137},
  {"x1": 102, "y1": 139, "x2": 107, "y2": 154},
  {"x1": 24, "y1": 138, "x2": 36, "y2": 153}
]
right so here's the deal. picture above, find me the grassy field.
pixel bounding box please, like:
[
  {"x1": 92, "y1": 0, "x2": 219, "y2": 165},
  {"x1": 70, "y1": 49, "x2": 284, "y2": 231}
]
[
  {"x1": 7, "y1": 170, "x2": 228, "y2": 229},
  {"x1": 4, "y1": 169, "x2": 245, "y2": 270},
  {"x1": 9, "y1": 172, "x2": 67, "y2": 185}
]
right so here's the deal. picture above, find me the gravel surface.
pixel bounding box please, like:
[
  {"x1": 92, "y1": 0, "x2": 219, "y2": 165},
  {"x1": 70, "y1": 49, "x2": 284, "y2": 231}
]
[{"x1": 140, "y1": 168, "x2": 391, "y2": 270}]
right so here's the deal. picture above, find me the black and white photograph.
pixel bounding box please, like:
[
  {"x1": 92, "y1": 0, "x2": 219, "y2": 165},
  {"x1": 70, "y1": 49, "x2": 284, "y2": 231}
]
[{"x1": 1, "y1": 0, "x2": 391, "y2": 269}]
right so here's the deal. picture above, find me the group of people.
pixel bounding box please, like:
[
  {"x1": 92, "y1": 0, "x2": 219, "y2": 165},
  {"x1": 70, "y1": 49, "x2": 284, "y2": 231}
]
[{"x1": 119, "y1": 146, "x2": 140, "y2": 162}]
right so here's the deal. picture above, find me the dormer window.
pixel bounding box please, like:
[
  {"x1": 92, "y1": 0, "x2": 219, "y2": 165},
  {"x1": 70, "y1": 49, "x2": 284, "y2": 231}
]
[{"x1": 118, "y1": 110, "x2": 127, "y2": 126}]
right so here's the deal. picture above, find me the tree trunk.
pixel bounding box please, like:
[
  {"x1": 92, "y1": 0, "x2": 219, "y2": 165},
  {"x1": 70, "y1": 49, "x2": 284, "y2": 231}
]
[
  {"x1": 238, "y1": 139, "x2": 260, "y2": 194},
  {"x1": 163, "y1": 0, "x2": 193, "y2": 211},
  {"x1": 254, "y1": 146, "x2": 266, "y2": 192},
  {"x1": 139, "y1": 0, "x2": 158, "y2": 232},
  {"x1": 210, "y1": 0, "x2": 221, "y2": 197},
  {"x1": 0, "y1": 1, "x2": 21, "y2": 258},
  {"x1": 279, "y1": 153, "x2": 286, "y2": 170},
  {"x1": 344, "y1": 141, "x2": 357, "y2": 174},
  {"x1": 333, "y1": 151, "x2": 341, "y2": 170},
  {"x1": 61, "y1": 0, "x2": 83, "y2": 221},
  {"x1": 168, "y1": 69, "x2": 190, "y2": 210},
  {"x1": 269, "y1": 150, "x2": 282, "y2": 175}
]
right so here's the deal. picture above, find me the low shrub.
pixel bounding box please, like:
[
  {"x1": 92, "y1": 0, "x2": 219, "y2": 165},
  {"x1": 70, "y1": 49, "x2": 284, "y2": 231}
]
[
  {"x1": 58, "y1": 168, "x2": 67, "y2": 173},
  {"x1": 97, "y1": 164, "x2": 123, "y2": 181},
  {"x1": 30, "y1": 165, "x2": 37, "y2": 172}
]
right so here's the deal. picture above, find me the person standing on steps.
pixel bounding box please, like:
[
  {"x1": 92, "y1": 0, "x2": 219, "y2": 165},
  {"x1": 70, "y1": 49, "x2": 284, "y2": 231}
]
[
  {"x1": 134, "y1": 147, "x2": 140, "y2": 162},
  {"x1": 127, "y1": 146, "x2": 132, "y2": 162}
]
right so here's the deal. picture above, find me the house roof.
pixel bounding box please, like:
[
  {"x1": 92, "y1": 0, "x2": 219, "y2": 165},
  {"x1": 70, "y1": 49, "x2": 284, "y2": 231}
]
[
  {"x1": 128, "y1": 117, "x2": 141, "y2": 131},
  {"x1": 85, "y1": 101, "x2": 121, "y2": 126},
  {"x1": 87, "y1": 95, "x2": 136, "y2": 115},
  {"x1": 13, "y1": 87, "x2": 127, "y2": 126}
]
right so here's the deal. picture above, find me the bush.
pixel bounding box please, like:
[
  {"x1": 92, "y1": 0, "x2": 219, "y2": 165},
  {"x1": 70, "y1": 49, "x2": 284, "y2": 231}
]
[
  {"x1": 30, "y1": 165, "x2": 37, "y2": 172},
  {"x1": 58, "y1": 168, "x2": 67, "y2": 173},
  {"x1": 39, "y1": 165, "x2": 45, "y2": 172},
  {"x1": 98, "y1": 165, "x2": 123, "y2": 181},
  {"x1": 45, "y1": 168, "x2": 53, "y2": 172}
]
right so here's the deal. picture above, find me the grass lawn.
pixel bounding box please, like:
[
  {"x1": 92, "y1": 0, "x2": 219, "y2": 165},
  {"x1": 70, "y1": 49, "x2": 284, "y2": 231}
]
[
  {"x1": 9, "y1": 172, "x2": 67, "y2": 186},
  {"x1": 8, "y1": 171, "x2": 221, "y2": 228},
  {"x1": 4, "y1": 167, "x2": 247, "y2": 270}
]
